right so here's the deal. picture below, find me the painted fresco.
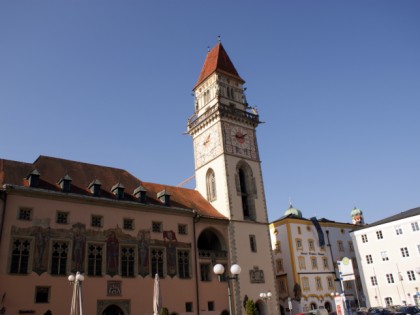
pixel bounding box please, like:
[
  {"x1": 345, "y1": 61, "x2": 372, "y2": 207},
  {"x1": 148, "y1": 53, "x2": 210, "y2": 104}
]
[{"x1": 11, "y1": 222, "x2": 191, "y2": 277}]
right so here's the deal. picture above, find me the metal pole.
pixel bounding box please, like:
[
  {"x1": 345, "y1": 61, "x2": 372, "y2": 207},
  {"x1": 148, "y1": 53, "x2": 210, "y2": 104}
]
[
  {"x1": 340, "y1": 280, "x2": 348, "y2": 315},
  {"x1": 227, "y1": 280, "x2": 233, "y2": 315},
  {"x1": 353, "y1": 279, "x2": 361, "y2": 309}
]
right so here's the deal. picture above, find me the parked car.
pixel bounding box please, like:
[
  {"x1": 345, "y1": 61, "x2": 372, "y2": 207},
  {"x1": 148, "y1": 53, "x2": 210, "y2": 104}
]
[
  {"x1": 394, "y1": 306, "x2": 420, "y2": 315},
  {"x1": 357, "y1": 307, "x2": 369, "y2": 315},
  {"x1": 368, "y1": 307, "x2": 396, "y2": 315},
  {"x1": 297, "y1": 309, "x2": 329, "y2": 315}
]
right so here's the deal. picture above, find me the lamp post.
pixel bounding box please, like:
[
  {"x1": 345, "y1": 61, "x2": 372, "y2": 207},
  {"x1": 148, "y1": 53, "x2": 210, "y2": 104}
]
[
  {"x1": 214, "y1": 263, "x2": 241, "y2": 315},
  {"x1": 68, "y1": 271, "x2": 85, "y2": 315},
  {"x1": 260, "y1": 292, "x2": 272, "y2": 315}
]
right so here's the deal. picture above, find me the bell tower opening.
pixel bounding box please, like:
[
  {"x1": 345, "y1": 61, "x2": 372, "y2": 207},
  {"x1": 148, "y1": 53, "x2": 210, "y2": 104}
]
[{"x1": 237, "y1": 162, "x2": 256, "y2": 221}]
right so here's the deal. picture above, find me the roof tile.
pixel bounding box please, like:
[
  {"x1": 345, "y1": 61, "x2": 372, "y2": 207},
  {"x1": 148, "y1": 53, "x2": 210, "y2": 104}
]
[
  {"x1": 0, "y1": 156, "x2": 226, "y2": 219},
  {"x1": 194, "y1": 42, "x2": 244, "y2": 89}
]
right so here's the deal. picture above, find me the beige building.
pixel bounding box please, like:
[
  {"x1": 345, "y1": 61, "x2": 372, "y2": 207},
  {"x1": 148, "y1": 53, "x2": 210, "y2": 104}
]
[
  {"x1": 0, "y1": 41, "x2": 278, "y2": 315},
  {"x1": 270, "y1": 205, "x2": 364, "y2": 315}
]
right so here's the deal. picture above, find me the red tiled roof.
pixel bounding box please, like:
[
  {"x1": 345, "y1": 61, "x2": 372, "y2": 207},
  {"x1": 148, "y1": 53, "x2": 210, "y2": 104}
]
[
  {"x1": 0, "y1": 156, "x2": 226, "y2": 219},
  {"x1": 194, "y1": 42, "x2": 244, "y2": 89}
]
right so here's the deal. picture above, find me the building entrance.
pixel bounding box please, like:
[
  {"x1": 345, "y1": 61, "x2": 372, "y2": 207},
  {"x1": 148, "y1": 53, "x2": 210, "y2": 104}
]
[
  {"x1": 102, "y1": 304, "x2": 124, "y2": 315},
  {"x1": 97, "y1": 300, "x2": 130, "y2": 315}
]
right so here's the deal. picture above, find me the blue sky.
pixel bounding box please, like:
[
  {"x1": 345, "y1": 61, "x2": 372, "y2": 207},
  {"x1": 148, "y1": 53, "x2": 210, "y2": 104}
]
[{"x1": 1, "y1": 1, "x2": 419, "y2": 224}]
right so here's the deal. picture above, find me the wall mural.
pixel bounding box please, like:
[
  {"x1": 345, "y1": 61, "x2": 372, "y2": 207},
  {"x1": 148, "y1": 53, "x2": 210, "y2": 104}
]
[{"x1": 11, "y1": 221, "x2": 191, "y2": 277}]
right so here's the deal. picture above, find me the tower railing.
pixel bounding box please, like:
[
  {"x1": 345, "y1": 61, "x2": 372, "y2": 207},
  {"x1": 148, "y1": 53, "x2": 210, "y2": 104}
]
[{"x1": 188, "y1": 103, "x2": 259, "y2": 130}]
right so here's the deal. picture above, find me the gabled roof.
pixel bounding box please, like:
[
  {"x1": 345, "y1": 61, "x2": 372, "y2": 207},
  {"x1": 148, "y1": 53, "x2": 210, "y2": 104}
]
[
  {"x1": 0, "y1": 155, "x2": 226, "y2": 219},
  {"x1": 271, "y1": 212, "x2": 357, "y2": 228},
  {"x1": 356, "y1": 207, "x2": 420, "y2": 230},
  {"x1": 194, "y1": 42, "x2": 244, "y2": 89}
]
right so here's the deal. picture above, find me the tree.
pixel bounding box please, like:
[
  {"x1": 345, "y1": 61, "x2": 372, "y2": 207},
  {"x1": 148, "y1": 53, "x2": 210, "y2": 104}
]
[
  {"x1": 245, "y1": 299, "x2": 257, "y2": 315},
  {"x1": 161, "y1": 307, "x2": 169, "y2": 315}
]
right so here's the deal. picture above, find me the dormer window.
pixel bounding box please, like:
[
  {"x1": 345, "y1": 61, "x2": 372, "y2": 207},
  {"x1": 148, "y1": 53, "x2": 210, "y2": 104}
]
[
  {"x1": 26, "y1": 169, "x2": 40, "y2": 187},
  {"x1": 111, "y1": 182, "x2": 125, "y2": 199},
  {"x1": 133, "y1": 185, "x2": 147, "y2": 203},
  {"x1": 88, "y1": 179, "x2": 102, "y2": 197},
  {"x1": 157, "y1": 189, "x2": 171, "y2": 206},
  {"x1": 58, "y1": 174, "x2": 72, "y2": 192}
]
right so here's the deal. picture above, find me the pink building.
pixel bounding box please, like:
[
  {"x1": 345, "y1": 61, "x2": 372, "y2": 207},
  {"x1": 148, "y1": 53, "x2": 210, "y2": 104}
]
[{"x1": 0, "y1": 42, "x2": 278, "y2": 315}]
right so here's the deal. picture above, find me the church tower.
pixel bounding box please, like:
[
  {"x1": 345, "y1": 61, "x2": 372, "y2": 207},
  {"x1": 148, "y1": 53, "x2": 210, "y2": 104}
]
[{"x1": 188, "y1": 41, "x2": 279, "y2": 314}]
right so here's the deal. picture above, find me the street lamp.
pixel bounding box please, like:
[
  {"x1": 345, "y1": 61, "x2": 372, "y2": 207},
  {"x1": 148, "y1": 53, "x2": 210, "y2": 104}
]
[
  {"x1": 260, "y1": 292, "x2": 272, "y2": 315},
  {"x1": 260, "y1": 291, "x2": 272, "y2": 302},
  {"x1": 68, "y1": 271, "x2": 85, "y2": 315},
  {"x1": 214, "y1": 263, "x2": 241, "y2": 315}
]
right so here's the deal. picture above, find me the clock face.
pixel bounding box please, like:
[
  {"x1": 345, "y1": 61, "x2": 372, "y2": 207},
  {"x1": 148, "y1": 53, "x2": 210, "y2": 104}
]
[
  {"x1": 223, "y1": 122, "x2": 258, "y2": 159},
  {"x1": 231, "y1": 126, "x2": 250, "y2": 149},
  {"x1": 194, "y1": 126, "x2": 221, "y2": 168}
]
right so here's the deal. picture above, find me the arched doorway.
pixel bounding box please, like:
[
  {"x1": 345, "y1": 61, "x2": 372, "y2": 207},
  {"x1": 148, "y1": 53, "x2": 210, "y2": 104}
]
[
  {"x1": 310, "y1": 302, "x2": 318, "y2": 310},
  {"x1": 325, "y1": 301, "x2": 332, "y2": 312},
  {"x1": 256, "y1": 300, "x2": 266, "y2": 315},
  {"x1": 102, "y1": 304, "x2": 124, "y2": 315},
  {"x1": 280, "y1": 304, "x2": 285, "y2": 315}
]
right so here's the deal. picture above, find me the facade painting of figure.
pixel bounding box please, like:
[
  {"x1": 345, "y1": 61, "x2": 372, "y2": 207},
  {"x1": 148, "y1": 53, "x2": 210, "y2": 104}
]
[
  {"x1": 106, "y1": 231, "x2": 119, "y2": 276},
  {"x1": 71, "y1": 223, "x2": 86, "y2": 272},
  {"x1": 137, "y1": 229, "x2": 150, "y2": 277},
  {"x1": 163, "y1": 230, "x2": 177, "y2": 277},
  {"x1": 32, "y1": 226, "x2": 51, "y2": 274}
]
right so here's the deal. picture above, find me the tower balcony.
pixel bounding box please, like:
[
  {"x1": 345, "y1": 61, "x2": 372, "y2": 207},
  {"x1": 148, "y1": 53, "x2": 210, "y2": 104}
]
[{"x1": 188, "y1": 103, "x2": 260, "y2": 132}]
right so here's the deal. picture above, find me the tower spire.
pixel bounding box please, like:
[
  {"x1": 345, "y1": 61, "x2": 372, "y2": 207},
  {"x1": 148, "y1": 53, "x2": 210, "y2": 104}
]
[{"x1": 194, "y1": 42, "x2": 244, "y2": 89}]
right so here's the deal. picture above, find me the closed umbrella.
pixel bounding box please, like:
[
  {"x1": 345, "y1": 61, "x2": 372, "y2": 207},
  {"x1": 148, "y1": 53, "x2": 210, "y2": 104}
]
[
  {"x1": 153, "y1": 273, "x2": 162, "y2": 315},
  {"x1": 69, "y1": 272, "x2": 84, "y2": 315}
]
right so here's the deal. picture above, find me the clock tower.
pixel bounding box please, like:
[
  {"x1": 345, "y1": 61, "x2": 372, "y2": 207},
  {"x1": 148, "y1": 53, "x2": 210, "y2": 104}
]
[{"x1": 188, "y1": 41, "x2": 279, "y2": 314}]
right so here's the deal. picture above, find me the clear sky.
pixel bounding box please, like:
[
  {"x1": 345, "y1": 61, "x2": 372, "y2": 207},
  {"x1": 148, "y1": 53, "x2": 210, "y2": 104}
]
[{"x1": 1, "y1": 1, "x2": 419, "y2": 224}]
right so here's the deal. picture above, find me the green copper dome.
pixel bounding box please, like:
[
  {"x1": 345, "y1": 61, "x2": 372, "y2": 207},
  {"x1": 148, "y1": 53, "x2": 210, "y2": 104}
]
[
  {"x1": 351, "y1": 207, "x2": 362, "y2": 216},
  {"x1": 284, "y1": 204, "x2": 302, "y2": 218}
]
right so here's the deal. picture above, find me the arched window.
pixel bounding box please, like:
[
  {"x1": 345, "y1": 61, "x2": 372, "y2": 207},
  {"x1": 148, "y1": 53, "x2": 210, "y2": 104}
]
[
  {"x1": 203, "y1": 90, "x2": 210, "y2": 104},
  {"x1": 239, "y1": 168, "x2": 250, "y2": 217},
  {"x1": 206, "y1": 169, "x2": 216, "y2": 201},
  {"x1": 236, "y1": 162, "x2": 256, "y2": 220}
]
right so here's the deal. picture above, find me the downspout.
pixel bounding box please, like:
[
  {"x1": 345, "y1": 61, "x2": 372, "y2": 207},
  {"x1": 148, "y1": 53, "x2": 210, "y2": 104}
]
[{"x1": 193, "y1": 210, "x2": 201, "y2": 315}]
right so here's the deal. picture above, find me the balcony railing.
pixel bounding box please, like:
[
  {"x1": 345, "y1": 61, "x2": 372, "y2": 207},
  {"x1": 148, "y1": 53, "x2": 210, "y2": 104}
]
[
  {"x1": 188, "y1": 103, "x2": 259, "y2": 130},
  {"x1": 198, "y1": 249, "x2": 228, "y2": 260}
]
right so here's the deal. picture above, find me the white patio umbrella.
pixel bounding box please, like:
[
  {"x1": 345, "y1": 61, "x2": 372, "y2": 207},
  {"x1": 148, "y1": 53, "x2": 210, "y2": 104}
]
[
  {"x1": 153, "y1": 273, "x2": 162, "y2": 315},
  {"x1": 69, "y1": 272, "x2": 84, "y2": 315}
]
